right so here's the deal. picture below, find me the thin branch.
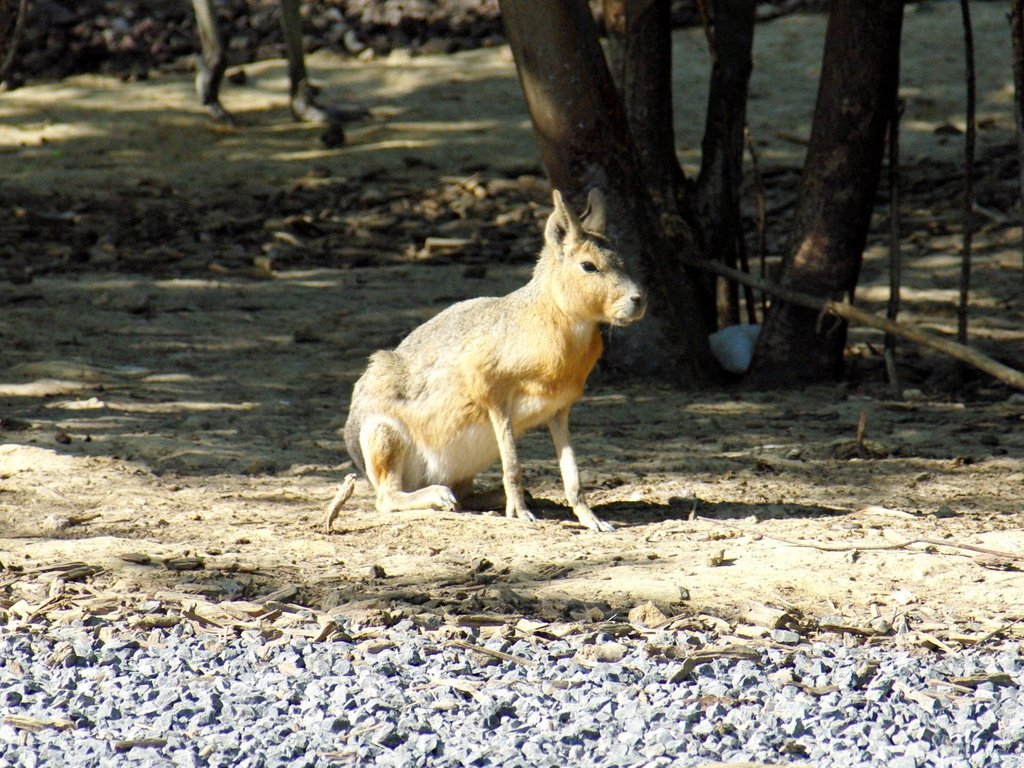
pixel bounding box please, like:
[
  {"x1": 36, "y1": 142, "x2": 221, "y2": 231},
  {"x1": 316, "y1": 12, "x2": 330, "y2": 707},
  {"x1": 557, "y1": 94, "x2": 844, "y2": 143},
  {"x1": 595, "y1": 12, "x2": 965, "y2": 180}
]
[
  {"x1": 736, "y1": 220, "x2": 758, "y2": 325},
  {"x1": 885, "y1": 98, "x2": 903, "y2": 397},
  {"x1": 695, "y1": 0, "x2": 716, "y2": 63},
  {"x1": 678, "y1": 255, "x2": 1024, "y2": 391},
  {"x1": 957, "y1": 0, "x2": 976, "y2": 348},
  {"x1": 0, "y1": 0, "x2": 29, "y2": 82},
  {"x1": 697, "y1": 517, "x2": 1024, "y2": 561},
  {"x1": 744, "y1": 125, "x2": 768, "y2": 314}
]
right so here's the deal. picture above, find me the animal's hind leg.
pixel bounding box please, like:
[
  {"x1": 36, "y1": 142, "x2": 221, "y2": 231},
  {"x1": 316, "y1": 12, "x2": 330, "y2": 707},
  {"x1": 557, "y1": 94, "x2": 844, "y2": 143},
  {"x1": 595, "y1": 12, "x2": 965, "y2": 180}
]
[{"x1": 362, "y1": 419, "x2": 457, "y2": 513}]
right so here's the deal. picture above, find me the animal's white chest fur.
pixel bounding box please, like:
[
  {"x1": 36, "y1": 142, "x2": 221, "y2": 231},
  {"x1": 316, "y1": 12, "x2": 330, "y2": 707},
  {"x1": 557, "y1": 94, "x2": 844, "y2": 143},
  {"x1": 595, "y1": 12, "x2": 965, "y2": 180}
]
[
  {"x1": 410, "y1": 388, "x2": 564, "y2": 487},
  {"x1": 511, "y1": 393, "x2": 559, "y2": 430},
  {"x1": 414, "y1": 421, "x2": 499, "y2": 486}
]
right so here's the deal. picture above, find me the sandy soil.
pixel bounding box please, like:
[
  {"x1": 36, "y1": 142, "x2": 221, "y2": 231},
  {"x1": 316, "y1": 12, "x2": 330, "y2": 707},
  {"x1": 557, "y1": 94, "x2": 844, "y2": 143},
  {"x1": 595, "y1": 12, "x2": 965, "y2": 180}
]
[{"x1": 1, "y1": 4, "x2": 1023, "y2": 646}]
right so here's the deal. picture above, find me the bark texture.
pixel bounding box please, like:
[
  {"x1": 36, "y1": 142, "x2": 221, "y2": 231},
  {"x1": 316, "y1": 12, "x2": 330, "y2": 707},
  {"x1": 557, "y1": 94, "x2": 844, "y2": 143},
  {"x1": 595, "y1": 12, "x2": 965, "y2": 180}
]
[
  {"x1": 746, "y1": 0, "x2": 904, "y2": 387},
  {"x1": 694, "y1": 0, "x2": 756, "y2": 327},
  {"x1": 500, "y1": 0, "x2": 716, "y2": 382}
]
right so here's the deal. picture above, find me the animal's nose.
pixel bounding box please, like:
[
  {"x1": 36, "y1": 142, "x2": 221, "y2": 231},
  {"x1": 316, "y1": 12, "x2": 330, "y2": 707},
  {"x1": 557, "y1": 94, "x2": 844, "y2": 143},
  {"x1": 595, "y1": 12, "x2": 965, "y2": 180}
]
[{"x1": 630, "y1": 294, "x2": 645, "y2": 311}]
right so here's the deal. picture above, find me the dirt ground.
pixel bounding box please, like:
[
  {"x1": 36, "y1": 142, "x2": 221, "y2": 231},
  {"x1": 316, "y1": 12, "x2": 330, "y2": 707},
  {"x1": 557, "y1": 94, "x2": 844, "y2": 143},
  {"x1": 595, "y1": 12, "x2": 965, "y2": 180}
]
[{"x1": 2, "y1": 4, "x2": 1024, "y2": 646}]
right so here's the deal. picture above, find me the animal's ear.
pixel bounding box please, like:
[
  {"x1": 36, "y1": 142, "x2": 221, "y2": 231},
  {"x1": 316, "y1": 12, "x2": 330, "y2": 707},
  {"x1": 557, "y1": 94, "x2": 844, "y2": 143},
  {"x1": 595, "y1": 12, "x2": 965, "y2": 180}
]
[
  {"x1": 545, "y1": 189, "x2": 584, "y2": 251},
  {"x1": 580, "y1": 188, "x2": 606, "y2": 236}
]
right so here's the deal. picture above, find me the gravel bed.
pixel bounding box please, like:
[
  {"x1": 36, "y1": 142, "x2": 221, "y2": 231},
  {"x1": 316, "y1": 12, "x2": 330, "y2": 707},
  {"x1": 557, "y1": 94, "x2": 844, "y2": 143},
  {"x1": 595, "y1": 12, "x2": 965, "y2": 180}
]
[{"x1": 2, "y1": 617, "x2": 1023, "y2": 768}]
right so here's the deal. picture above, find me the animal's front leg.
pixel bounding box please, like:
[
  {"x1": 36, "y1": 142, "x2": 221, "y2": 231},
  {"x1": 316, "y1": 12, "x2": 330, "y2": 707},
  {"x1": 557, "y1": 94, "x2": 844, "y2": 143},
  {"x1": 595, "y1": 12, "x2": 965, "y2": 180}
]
[
  {"x1": 191, "y1": 0, "x2": 232, "y2": 123},
  {"x1": 280, "y1": 0, "x2": 368, "y2": 129},
  {"x1": 549, "y1": 408, "x2": 614, "y2": 532},
  {"x1": 487, "y1": 405, "x2": 536, "y2": 523}
]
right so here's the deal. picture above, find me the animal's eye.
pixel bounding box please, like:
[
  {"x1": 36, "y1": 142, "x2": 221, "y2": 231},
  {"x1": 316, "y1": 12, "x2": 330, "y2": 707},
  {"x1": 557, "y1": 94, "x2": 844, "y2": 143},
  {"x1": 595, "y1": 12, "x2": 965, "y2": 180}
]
[{"x1": 580, "y1": 261, "x2": 600, "y2": 274}]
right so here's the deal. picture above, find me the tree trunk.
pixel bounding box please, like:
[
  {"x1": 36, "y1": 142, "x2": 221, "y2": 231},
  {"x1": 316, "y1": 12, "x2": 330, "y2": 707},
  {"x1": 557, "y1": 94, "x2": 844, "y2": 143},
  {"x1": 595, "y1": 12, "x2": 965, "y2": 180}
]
[
  {"x1": 746, "y1": 0, "x2": 904, "y2": 387},
  {"x1": 602, "y1": 0, "x2": 715, "y2": 334},
  {"x1": 604, "y1": 0, "x2": 687, "y2": 198},
  {"x1": 694, "y1": 0, "x2": 756, "y2": 327},
  {"x1": 500, "y1": 0, "x2": 717, "y2": 383}
]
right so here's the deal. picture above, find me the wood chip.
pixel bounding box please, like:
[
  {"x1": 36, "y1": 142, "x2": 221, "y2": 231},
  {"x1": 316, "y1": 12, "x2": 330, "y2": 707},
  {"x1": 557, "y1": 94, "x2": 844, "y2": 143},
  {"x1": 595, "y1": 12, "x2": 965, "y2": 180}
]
[
  {"x1": 622, "y1": 602, "x2": 671, "y2": 630},
  {"x1": 258, "y1": 585, "x2": 299, "y2": 604},
  {"x1": 668, "y1": 645, "x2": 763, "y2": 683},
  {"x1": 3, "y1": 715, "x2": 76, "y2": 733},
  {"x1": 180, "y1": 608, "x2": 226, "y2": 631},
  {"x1": 973, "y1": 554, "x2": 1019, "y2": 571},
  {"x1": 708, "y1": 548, "x2": 729, "y2": 567},
  {"x1": 905, "y1": 631, "x2": 958, "y2": 655},
  {"x1": 817, "y1": 616, "x2": 879, "y2": 637},
  {"x1": 131, "y1": 615, "x2": 180, "y2": 630},
  {"x1": 163, "y1": 557, "x2": 205, "y2": 571},
  {"x1": 893, "y1": 681, "x2": 944, "y2": 707},
  {"x1": 174, "y1": 583, "x2": 225, "y2": 596},
  {"x1": 588, "y1": 621, "x2": 636, "y2": 637},
  {"x1": 574, "y1": 641, "x2": 629, "y2": 664},
  {"x1": 737, "y1": 601, "x2": 798, "y2": 630},
  {"x1": 217, "y1": 601, "x2": 269, "y2": 619},
  {"x1": 514, "y1": 619, "x2": 581, "y2": 639},
  {"x1": 534, "y1": 564, "x2": 573, "y2": 580},
  {"x1": 855, "y1": 505, "x2": 919, "y2": 519},
  {"x1": 115, "y1": 739, "x2": 167, "y2": 752},
  {"x1": 452, "y1": 614, "x2": 509, "y2": 628},
  {"x1": 24, "y1": 561, "x2": 94, "y2": 575},
  {"x1": 446, "y1": 639, "x2": 537, "y2": 667},
  {"x1": 947, "y1": 672, "x2": 1015, "y2": 688},
  {"x1": 44, "y1": 641, "x2": 76, "y2": 669}
]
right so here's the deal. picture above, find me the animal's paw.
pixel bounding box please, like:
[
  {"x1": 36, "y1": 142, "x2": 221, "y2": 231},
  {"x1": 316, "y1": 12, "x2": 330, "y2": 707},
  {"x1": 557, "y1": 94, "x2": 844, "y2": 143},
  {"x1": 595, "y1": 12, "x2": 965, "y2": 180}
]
[
  {"x1": 423, "y1": 485, "x2": 459, "y2": 512},
  {"x1": 507, "y1": 506, "x2": 537, "y2": 523},
  {"x1": 576, "y1": 506, "x2": 615, "y2": 532}
]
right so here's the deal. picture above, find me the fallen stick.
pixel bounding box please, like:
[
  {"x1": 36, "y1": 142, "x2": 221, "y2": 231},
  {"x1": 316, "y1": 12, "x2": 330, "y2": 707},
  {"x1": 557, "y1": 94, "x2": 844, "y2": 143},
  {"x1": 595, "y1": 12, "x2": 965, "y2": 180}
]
[
  {"x1": 679, "y1": 256, "x2": 1024, "y2": 391},
  {"x1": 320, "y1": 474, "x2": 358, "y2": 534}
]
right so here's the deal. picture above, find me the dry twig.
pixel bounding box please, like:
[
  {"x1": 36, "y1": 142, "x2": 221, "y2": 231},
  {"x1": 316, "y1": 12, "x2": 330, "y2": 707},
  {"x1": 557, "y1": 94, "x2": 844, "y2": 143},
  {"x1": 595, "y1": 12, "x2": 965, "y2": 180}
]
[
  {"x1": 744, "y1": 126, "x2": 768, "y2": 313},
  {"x1": 698, "y1": 516, "x2": 1024, "y2": 562}
]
